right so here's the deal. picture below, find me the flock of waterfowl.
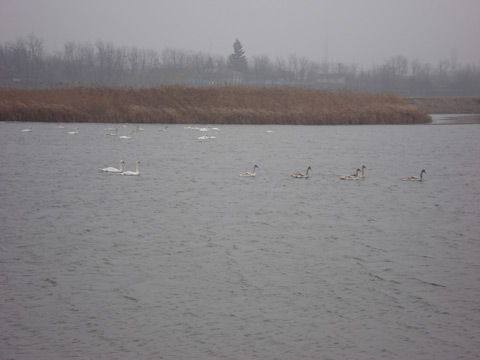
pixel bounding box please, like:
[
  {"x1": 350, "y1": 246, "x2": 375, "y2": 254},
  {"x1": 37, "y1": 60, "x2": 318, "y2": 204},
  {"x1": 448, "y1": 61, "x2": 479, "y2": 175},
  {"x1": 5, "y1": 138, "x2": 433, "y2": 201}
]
[
  {"x1": 20, "y1": 124, "x2": 426, "y2": 181},
  {"x1": 237, "y1": 164, "x2": 426, "y2": 181}
]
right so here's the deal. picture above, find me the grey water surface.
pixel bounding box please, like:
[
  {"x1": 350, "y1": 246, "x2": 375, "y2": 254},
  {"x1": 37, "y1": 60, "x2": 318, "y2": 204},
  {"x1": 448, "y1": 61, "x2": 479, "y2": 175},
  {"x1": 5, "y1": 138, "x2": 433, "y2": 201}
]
[{"x1": 1, "y1": 121, "x2": 480, "y2": 360}]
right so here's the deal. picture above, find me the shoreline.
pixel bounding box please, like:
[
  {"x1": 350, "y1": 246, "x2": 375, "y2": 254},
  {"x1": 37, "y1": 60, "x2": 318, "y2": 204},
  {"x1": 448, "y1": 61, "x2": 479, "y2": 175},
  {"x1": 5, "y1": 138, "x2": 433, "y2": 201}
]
[{"x1": 429, "y1": 114, "x2": 480, "y2": 125}]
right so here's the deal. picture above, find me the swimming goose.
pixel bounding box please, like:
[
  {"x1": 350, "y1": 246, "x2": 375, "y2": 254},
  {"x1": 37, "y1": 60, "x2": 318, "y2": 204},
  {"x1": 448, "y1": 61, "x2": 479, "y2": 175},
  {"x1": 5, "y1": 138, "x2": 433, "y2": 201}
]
[
  {"x1": 402, "y1": 169, "x2": 426, "y2": 181},
  {"x1": 341, "y1": 168, "x2": 361, "y2": 180},
  {"x1": 121, "y1": 160, "x2": 141, "y2": 176},
  {"x1": 292, "y1": 166, "x2": 311, "y2": 178},
  {"x1": 102, "y1": 160, "x2": 125, "y2": 173},
  {"x1": 240, "y1": 165, "x2": 259, "y2": 177}
]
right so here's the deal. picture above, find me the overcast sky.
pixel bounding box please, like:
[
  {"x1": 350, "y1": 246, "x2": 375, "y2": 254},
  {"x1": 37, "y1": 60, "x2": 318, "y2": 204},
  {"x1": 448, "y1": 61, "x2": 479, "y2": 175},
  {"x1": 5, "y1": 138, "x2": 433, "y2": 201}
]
[{"x1": 1, "y1": 0, "x2": 479, "y2": 68}]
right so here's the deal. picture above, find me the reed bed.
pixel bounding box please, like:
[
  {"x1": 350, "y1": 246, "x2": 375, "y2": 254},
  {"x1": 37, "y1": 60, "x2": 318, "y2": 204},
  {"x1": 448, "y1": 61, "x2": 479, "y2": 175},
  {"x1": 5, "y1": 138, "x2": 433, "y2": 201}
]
[{"x1": 0, "y1": 87, "x2": 431, "y2": 125}]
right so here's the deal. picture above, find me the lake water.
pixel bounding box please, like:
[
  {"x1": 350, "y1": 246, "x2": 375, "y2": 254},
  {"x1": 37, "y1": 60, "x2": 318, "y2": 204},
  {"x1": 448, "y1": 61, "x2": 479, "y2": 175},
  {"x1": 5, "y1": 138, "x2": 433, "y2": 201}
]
[{"x1": 1, "y1": 120, "x2": 480, "y2": 360}]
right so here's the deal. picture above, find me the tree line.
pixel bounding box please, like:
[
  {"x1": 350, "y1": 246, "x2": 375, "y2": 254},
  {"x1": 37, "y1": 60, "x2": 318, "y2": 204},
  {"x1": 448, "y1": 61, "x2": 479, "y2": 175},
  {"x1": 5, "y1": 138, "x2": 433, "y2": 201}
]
[{"x1": 1, "y1": 34, "x2": 479, "y2": 96}]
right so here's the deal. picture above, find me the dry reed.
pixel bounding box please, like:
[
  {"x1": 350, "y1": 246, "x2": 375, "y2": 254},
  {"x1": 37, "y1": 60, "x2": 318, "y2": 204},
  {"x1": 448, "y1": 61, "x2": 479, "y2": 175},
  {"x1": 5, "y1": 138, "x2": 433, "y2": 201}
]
[{"x1": 0, "y1": 86, "x2": 432, "y2": 125}]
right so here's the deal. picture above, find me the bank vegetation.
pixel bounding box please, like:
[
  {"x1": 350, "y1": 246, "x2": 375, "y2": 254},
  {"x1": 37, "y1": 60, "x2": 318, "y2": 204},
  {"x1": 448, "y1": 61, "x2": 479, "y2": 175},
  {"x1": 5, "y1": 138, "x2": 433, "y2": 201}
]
[{"x1": 0, "y1": 87, "x2": 431, "y2": 125}]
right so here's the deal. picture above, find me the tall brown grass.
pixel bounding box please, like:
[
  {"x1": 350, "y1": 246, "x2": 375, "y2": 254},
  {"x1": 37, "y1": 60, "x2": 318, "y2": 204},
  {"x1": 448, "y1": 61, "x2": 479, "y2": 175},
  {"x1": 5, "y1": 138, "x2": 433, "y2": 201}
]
[{"x1": 0, "y1": 86, "x2": 431, "y2": 125}]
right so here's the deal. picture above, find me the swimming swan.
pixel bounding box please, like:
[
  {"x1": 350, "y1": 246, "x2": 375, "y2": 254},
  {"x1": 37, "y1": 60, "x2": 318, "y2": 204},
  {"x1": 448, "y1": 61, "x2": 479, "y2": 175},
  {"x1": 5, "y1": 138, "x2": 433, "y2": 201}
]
[
  {"x1": 122, "y1": 160, "x2": 141, "y2": 176},
  {"x1": 292, "y1": 166, "x2": 311, "y2": 178},
  {"x1": 119, "y1": 130, "x2": 133, "y2": 139},
  {"x1": 21, "y1": 127, "x2": 32, "y2": 132},
  {"x1": 67, "y1": 127, "x2": 79, "y2": 135},
  {"x1": 341, "y1": 168, "x2": 361, "y2": 180},
  {"x1": 402, "y1": 169, "x2": 426, "y2": 181},
  {"x1": 102, "y1": 160, "x2": 125, "y2": 173},
  {"x1": 359, "y1": 165, "x2": 367, "y2": 178},
  {"x1": 240, "y1": 165, "x2": 259, "y2": 177}
]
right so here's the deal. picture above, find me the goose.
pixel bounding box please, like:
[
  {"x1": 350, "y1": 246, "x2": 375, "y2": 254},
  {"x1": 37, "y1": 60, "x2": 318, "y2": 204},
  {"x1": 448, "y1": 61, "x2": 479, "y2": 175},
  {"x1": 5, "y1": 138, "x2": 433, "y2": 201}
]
[
  {"x1": 67, "y1": 127, "x2": 79, "y2": 135},
  {"x1": 21, "y1": 127, "x2": 32, "y2": 132},
  {"x1": 101, "y1": 160, "x2": 125, "y2": 173},
  {"x1": 341, "y1": 168, "x2": 361, "y2": 180},
  {"x1": 402, "y1": 169, "x2": 426, "y2": 181},
  {"x1": 240, "y1": 165, "x2": 259, "y2": 177},
  {"x1": 292, "y1": 166, "x2": 312, "y2": 178},
  {"x1": 122, "y1": 160, "x2": 141, "y2": 176}
]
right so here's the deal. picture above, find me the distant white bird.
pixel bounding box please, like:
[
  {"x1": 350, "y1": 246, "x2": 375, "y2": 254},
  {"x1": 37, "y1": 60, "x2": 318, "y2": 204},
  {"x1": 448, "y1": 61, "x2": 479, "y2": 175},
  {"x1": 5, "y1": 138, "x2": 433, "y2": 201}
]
[
  {"x1": 292, "y1": 166, "x2": 311, "y2": 178},
  {"x1": 402, "y1": 169, "x2": 426, "y2": 181},
  {"x1": 106, "y1": 128, "x2": 118, "y2": 136},
  {"x1": 21, "y1": 127, "x2": 32, "y2": 132},
  {"x1": 102, "y1": 160, "x2": 125, "y2": 173},
  {"x1": 266, "y1": 129, "x2": 274, "y2": 133},
  {"x1": 119, "y1": 130, "x2": 133, "y2": 139},
  {"x1": 122, "y1": 160, "x2": 141, "y2": 176},
  {"x1": 67, "y1": 127, "x2": 79, "y2": 135},
  {"x1": 240, "y1": 165, "x2": 259, "y2": 177},
  {"x1": 341, "y1": 168, "x2": 361, "y2": 180},
  {"x1": 135, "y1": 125, "x2": 144, "y2": 131}
]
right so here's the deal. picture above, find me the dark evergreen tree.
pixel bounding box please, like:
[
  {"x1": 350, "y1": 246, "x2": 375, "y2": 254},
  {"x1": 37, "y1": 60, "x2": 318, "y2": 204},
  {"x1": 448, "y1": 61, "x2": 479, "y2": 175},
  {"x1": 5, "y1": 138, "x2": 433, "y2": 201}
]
[{"x1": 227, "y1": 39, "x2": 248, "y2": 73}]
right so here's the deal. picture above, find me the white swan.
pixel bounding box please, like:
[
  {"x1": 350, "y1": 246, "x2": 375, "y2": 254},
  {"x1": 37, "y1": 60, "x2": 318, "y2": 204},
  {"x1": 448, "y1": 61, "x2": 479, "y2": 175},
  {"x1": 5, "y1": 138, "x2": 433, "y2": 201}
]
[
  {"x1": 402, "y1": 169, "x2": 426, "y2": 181},
  {"x1": 292, "y1": 166, "x2": 311, "y2": 178},
  {"x1": 106, "y1": 128, "x2": 118, "y2": 136},
  {"x1": 135, "y1": 125, "x2": 144, "y2": 131},
  {"x1": 122, "y1": 160, "x2": 141, "y2": 176},
  {"x1": 341, "y1": 168, "x2": 361, "y2": 180},
  {"x1": 21, "y1": 127, "x2": 32, "y2": 132},
  {"x1": 102, "y1": 160, "x2": 125, "y2": 173},
  {"x1": 67, "y1": 127, "x2": 79, "y2": 135},
  {"x1": 240, "y1": 165, "x2": 259, "y2": 177},
  {"x1": 119, "y1": 130, "x2": 133, "y2": 139}
]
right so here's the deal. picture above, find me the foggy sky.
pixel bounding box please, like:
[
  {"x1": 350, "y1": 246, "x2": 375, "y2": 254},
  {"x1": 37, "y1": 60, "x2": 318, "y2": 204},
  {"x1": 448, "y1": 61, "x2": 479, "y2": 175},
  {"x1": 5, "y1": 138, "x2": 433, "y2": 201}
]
[{"x1": 1, "y1": 0, "x2": 479, "y2": 68}]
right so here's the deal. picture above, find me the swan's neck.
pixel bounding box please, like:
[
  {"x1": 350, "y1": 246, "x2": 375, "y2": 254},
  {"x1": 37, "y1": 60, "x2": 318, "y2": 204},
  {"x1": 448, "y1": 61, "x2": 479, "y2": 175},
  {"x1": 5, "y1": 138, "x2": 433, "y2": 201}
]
[
  {"x1": 135, "y1": 162, "x2": 139, "y2": 172},
  {"x1": 119, "y1": 162, "x2": 124, "y2": 172},
  {"x1": 252, "y1": 166, "x2": 256, "y2": 174}
]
